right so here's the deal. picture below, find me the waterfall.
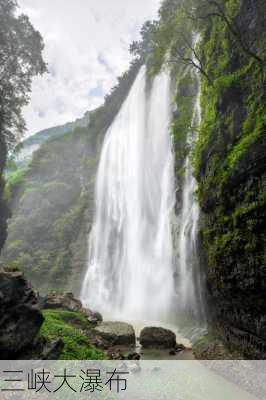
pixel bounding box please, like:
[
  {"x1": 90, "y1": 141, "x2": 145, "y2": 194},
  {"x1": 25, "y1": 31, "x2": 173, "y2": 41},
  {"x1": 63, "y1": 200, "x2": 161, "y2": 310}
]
[
  {"x1": 176, "y1": 35, "x2": 206, "y2": 322},
  {"x1": 81, "y1": 65, "x2": 176, "y2": 322}
]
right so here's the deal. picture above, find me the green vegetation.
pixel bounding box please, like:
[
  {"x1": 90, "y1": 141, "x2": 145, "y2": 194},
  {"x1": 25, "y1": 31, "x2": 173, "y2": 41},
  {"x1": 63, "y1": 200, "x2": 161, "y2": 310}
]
[
  {"x1": 40, "y1": 310, "x2": 105, "y2": 360},
  {"x1": 193, "y1": 0, "x2": 266, "y2": 274},
  {"x1": 2, "y1": 0, "x2": 199, "y2": 294},
  {"x1": 188, "y1": 0, "x2": 266, "y2": 356},
  {"x1": 0, "y1": 0, "x2": 47, "y2": 148},
  {"x1": 3, "y1": 46, "x2": 141, "y2": 295},
  {"x1": 2, "y1": 126, "x2": 98, "y2": 294},
  {"x1": 21, "y1": 110, "x2": 91, "y2": 148},
  {"x1": 172, "y1": 72, "x2": 197, "y2": 178},
  {"x1": 131, "y1": 0, "x2": 266, "y2": 357},
  {"x1": 1, "y1": 0, "x2": 265, "y2": 359},
  {"x1": 193, "y1": 330, "x2": 242, "y2": 360},
  {"x1": 4, "y1": 166, "x2": 29, "y2": 201},
  {"x1": 0, "y1": 0, "x2": 46, "y2": 252},
  {"x1": 131, "y1": 0, "x2": 198, "y2": 182}
]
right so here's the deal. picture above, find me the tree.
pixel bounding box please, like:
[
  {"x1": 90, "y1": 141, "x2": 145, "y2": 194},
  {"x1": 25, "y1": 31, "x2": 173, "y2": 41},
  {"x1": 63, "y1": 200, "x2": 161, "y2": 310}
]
[
  {"x1": 180, "y1": 0, "x2": 265, "y2": 66},
  {"x1": 0, "y1": 0, "x2": 46, "y2": 252},
  {"x1": 129, "y1": 0, "x2": 202, "y2": 76},
  {"x1": 130, "y1": 21, "x2": 159, "y2": 61},
  {"x1": 0, "y1": 0, "x2": 47, "y2": 150},
  {"x1": 138, "y1": 0, "x2": 265, "y2": 82}
]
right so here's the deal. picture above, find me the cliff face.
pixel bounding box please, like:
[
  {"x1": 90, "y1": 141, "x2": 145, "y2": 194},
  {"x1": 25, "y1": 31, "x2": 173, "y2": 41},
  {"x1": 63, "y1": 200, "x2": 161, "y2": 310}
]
[
  {"x1": 195, "y1": 0, "x2": 266, "y2": 358},
  {"x1": 0, "y1": 270, "x2": 44, "y2": 358},
  {"x1": 2, "y1": 126, "x2": 100, "y2": 295},
  {"x1": 2, "y1": 61, "x2": 141, "y2": 295}
]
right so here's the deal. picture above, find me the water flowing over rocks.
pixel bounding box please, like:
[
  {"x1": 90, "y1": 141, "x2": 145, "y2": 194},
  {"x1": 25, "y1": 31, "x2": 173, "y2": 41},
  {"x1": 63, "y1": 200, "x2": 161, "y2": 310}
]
[
  {"x1": 0, "y1": 270, "x2": 44, "y2": 358},
  {"x1": 81, "y1": 66, "x2": 176, "y2": 322},
  {"x1": 176, "y1": 38, "x2": 206, "y2": 321},
  {"x1": 139, "y1": 327, "x2": 177, "y2": 349}
]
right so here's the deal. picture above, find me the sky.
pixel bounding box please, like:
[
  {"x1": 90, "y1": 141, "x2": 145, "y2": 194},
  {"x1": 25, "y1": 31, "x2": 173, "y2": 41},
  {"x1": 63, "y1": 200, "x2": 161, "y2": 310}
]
[{"x1": 18, "y1": 0, "x2": 161, "y2": 137}]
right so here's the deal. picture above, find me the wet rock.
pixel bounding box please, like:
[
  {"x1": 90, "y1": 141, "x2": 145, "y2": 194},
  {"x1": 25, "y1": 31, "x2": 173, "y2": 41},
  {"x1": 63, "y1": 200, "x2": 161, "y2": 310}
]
[
  {"x1": 140, "y1": 327, "x2": 176, "y2": 349},
  {"x1": 127, "y1": 352, "x2": 141, "y2": 360},
  {"x1": 81, "y1": 307, "x2": 103, "y2": 324},
  {"x1": 107, "y1": 350, "x2": 125, "y2": 360},
  {"x1": 22, "y1": 337, "x2": 64, "y2": 360},
  {"x1": 42, "y1": 292, "x2": 82, "y2": 312},
  {"x1": 93, "y1": 322, "x2": 136, "y2": 347},
  {"x1": 168, "y1": 344, "x2": 186, "y2": 355},
  {"x1": 0, "y1": 271, "x2": 44, "y2": 358},
  {"x1": 176, "y1": 343, "x2": 186, "y2": 352}
]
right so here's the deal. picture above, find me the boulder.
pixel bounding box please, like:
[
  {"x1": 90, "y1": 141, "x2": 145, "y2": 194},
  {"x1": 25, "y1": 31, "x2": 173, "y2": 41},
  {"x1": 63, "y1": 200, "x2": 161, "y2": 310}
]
[
  {"x1": 93, "y1": 322, "x2": 136, "y2": 348},
  {"x1": 0, "y1": 271, "x2": 44, "y2": 358},
  {"x1": 127, "y1": 352, "x2": 141, "y2": 360},
  {"x1": 41, "y1": 338, "x2": 64, "y2": 360},
  {"x1": 21, "y1": 337, "x2": 64, "y2": 360},
  {"x1": 176, "y1": 343, "x2": 186, "y2": 352},
  {"x1": 107, "y1": 349, "x2": 125, "y2": 360},
  {"x1": 139, "y1": 327, "x2": 176, "y2": 349},
  {"x1": 42, "y1": 292, "x2": 82, "y2": 312}
]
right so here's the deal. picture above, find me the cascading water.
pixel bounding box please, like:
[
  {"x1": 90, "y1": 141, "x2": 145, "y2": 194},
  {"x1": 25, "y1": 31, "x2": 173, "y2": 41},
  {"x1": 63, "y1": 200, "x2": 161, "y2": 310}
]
[
  {"x1": 176, "y1": 35, "x2": 206, "y2": 323},
  {"x1": 81, "y1": 65, "x2": 176, "y2": 322}
]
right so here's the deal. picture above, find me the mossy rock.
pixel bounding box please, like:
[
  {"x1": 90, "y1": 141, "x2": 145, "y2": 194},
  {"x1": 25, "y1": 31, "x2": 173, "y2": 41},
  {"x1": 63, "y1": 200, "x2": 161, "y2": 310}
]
[{"x1": 40, "y1": 309, "x2": 105, "y2": 360}]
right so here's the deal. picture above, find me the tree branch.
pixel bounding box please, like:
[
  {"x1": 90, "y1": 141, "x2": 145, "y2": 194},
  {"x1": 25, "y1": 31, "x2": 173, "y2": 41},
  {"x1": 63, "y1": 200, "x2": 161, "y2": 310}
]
[{"x1": 183, "y1": 0, "x2": 264, "y2": 65}]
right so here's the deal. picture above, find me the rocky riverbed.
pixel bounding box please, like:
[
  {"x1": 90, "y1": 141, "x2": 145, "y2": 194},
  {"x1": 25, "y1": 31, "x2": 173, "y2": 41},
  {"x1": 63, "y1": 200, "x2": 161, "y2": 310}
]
[{"x1": 0, "y1": 272, "x2": 193, "y2": 360}]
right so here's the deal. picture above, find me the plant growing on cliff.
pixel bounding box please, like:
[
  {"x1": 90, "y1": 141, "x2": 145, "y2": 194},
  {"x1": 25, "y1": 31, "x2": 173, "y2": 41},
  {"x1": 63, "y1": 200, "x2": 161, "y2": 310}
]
[{"x1": 180, "y1": 0, "x2": 265, "y2": 67}]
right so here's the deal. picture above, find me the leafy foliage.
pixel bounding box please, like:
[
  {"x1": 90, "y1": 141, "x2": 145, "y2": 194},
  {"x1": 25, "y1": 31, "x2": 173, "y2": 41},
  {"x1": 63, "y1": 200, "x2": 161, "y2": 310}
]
[
  {"x1": 2, "y1": 126, "x2": 98, "y2": 293},
  {"x1": 40, "y1": 310, "x2": 105, "y2": 360},
  {"x1": 0, "y1": 0, "x2": 46, "y2": 254},
  {"x1": 3, "y1": 54, "x2": 141, "y2": 293},
  {"x1": 192, "y1": 0, "x2": 266, "y2": 349},
  {"x1": 0, "y1": 0, "x2": 47, "y2": 148}
]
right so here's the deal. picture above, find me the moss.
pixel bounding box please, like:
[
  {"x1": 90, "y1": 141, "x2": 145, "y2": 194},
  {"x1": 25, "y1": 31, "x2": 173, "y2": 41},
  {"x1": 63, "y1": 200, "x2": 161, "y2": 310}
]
[
  {"x1": 227, "y1": 103, "x2": 265, "y2": 171},
  {"x1": 40, "y1": 310, "x2": 105, "y2": 360},
  {"x1": 4, "y1": 166, "x2": 29, "y2": 201},
  {"x1": 191, "y1": 0, "x2": 266, "y2": 357},
  {"x1": 2, "y1": 263, "x2": 21, "y2": 272},
  {"x1": 173, "y1": 68, "x2": 198, "y2": 177}
]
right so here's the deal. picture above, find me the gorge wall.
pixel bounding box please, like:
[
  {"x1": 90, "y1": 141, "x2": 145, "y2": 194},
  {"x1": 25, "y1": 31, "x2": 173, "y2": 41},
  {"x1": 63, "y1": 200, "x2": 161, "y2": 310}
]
[
  {"x1": 1, "y1": 0, "x2": 265, "y2": 359},
  {"x1": 194, "y1": 0, "x2": 266, "y2": 358},
  {"x1": 2, "y1": 60, "x2": 141, "y2": 295},
  {"x1": 128, "y1": 0, "x2": 266, "y2": 357}
]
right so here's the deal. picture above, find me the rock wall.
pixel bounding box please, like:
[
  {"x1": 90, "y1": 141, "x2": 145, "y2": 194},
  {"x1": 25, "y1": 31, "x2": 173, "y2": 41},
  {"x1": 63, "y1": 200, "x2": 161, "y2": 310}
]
[
  {"x1": 195, "y1": 0, "x2": 266, "y2": 358},
  {"x1": 0, "y1": 270, "x2": 44, "y2": 358}
]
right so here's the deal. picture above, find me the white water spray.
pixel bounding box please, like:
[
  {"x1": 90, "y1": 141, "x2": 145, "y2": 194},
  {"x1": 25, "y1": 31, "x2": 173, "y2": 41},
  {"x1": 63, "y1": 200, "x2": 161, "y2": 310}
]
[
  {"x1": 81, "y1": 66, "x2": 176, "y2": 322},
  {"x1": 176, "y1": 34, "x2": 206, "y2": 322}
]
